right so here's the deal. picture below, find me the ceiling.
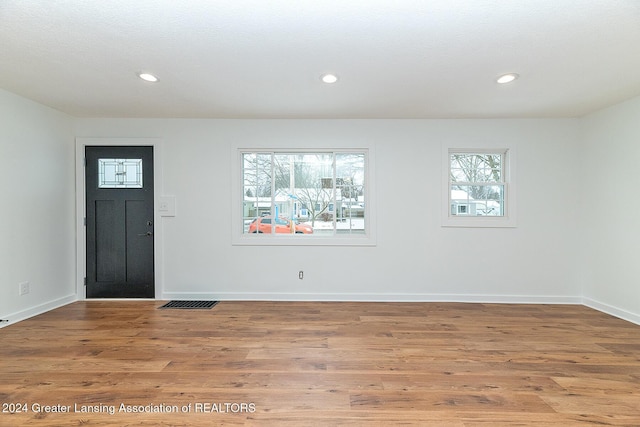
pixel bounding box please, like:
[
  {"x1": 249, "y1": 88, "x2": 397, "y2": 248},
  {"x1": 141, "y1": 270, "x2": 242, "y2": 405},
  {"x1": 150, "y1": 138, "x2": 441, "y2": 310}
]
[{"x1": 1, "y1": 0, "x2": 640, "y2": 119}]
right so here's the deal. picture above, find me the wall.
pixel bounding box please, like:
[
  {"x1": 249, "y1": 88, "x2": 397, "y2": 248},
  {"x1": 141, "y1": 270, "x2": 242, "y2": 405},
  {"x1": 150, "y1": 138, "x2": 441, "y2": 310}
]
[
  {"x1": 75, "y1": 118, "x2": 582, "y2": 303},
  {"x1": 3, "y1": 87, "x2": 638, "y2": 326},
  {"x1": 0, "y1": 89, "x2": 76, "y2": 326},
  {"x1": 580, "y1": 96, "x2": 640, "y2": 324}
]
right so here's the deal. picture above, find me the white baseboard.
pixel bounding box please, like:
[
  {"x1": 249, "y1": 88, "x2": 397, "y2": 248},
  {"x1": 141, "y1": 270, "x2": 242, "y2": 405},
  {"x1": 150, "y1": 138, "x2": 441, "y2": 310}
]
[
  {"x1": 0, "y1": 294, "x2": 77, "y2": 328},
  {"x1": 161, "y1": 291, "x2": 583, "y2": 305},
  {"x1": 582, "y1": 297, "x2": 640, "y2": 326},
  {"x1": 4, "y1": 294, "x2": 636, "y2": 328}
]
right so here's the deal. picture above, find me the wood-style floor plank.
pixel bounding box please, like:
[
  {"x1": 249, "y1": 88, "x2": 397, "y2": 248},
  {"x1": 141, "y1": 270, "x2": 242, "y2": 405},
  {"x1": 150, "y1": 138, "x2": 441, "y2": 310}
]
[{"x1": 1, "y1": 301, "x2": 639, "y2": 426}]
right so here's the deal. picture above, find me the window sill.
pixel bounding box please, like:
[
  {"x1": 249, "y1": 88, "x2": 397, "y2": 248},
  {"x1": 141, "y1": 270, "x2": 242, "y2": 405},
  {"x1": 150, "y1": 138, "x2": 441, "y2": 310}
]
[
  {"x1": 441, "y1": 215, "x2": 517, "y2": 228},
  {"x1": 232, "y1": 234, "x2": 376, "y2": 247}
]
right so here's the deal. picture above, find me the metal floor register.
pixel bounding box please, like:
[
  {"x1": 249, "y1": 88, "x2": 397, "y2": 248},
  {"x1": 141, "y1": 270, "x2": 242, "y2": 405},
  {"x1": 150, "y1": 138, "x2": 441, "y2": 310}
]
[{"x1": 158, "y1": 301, "x2": 219, "y2": 309}]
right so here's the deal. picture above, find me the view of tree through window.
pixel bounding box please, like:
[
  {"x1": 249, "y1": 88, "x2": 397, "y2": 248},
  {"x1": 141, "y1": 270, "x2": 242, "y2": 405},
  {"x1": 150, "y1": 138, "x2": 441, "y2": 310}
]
[
  {"x1": 242, "y1": 151, "x2": 366, "y2": 236},
  {"x1": 449, "y1": 152, "x2": 505, "y2": 216}
]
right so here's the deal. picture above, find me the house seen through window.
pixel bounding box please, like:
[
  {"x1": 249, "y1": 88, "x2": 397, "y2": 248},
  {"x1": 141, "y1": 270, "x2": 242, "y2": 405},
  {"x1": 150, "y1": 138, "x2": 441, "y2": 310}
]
[{"x1": 242, "y1": 151, "x2": 366, "y2": 236}]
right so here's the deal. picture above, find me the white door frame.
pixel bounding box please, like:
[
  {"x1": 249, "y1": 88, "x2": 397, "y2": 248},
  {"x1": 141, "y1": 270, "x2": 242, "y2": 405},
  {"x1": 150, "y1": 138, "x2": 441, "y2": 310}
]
[{"x1": 75, "y1": 138, "x2": 164, "y2": 300}]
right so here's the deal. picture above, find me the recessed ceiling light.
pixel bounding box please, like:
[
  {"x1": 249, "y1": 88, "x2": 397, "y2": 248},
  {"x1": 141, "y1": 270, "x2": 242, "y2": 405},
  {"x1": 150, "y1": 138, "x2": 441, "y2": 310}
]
[
  {"x1": 138, "y1": 72, "x2": 159, "y2": 82},
  {"x1": 496, "y1": 73, "x2": 519, "y2": 84},
  {"x1": 321, "y1": 73, "x2": 339, "y2": 84}
]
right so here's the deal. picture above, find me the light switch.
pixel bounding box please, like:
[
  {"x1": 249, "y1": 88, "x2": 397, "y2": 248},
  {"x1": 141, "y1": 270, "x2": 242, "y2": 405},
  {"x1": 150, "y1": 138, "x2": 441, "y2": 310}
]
[{"x1": 158, "y1": 196, "x2": 176, "y2": 217}]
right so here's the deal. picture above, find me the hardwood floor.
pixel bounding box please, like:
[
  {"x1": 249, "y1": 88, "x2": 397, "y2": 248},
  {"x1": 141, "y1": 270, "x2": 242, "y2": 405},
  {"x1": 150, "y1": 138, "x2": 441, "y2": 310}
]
[{"x1": 1, "y1": 301, "x2": 639, "y2": 426}]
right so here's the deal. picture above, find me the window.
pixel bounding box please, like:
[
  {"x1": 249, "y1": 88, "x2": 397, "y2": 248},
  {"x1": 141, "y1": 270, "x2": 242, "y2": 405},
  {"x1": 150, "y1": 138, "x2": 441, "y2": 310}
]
[
  {"x1": 98, "y1": 158, "x2": 143, "y2": 188},
  {"x1": 234, "y1": 149, "x2": 374, "y2": 245},
  {"x1": 456, "y1": 204, "x2": 468, "y2": 215},
  {"x1": 442, "y1": 145, "x2": 516, "y2": 227},
  {"x1": 450, "y1": 152, "x2": 504, "y2": 216}
]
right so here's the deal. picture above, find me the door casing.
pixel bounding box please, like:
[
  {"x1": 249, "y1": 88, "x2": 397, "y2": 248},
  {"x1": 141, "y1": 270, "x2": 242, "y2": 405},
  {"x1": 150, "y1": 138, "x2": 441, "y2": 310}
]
[{"x1": 75, "y1": 138, "x2": 163, "y2": 300}]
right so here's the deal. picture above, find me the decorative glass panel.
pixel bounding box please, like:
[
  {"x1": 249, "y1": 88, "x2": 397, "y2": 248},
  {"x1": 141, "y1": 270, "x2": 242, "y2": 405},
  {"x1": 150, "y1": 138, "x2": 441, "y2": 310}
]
[{"x1": 98, "y1": 158, "x2": 143, "y2": 188}]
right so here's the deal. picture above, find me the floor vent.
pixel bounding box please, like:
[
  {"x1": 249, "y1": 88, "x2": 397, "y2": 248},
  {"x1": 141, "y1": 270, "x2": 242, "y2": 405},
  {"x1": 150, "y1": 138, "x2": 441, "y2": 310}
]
[{"x1": 158, "y1": 300, "x2": 219, "y2": 309}]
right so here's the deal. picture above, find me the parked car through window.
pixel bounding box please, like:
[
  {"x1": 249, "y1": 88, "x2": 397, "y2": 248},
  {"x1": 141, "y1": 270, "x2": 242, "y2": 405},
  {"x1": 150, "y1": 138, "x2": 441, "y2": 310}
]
[{"x1": 248, "y1": 216, "x2": 314, "y2": 234}]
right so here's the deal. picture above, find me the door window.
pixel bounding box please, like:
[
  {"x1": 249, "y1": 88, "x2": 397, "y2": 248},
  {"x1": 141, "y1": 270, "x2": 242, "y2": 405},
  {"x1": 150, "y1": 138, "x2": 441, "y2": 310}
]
[{"x1": 98, "y1": 158, "x2": 143, "y2": 188}]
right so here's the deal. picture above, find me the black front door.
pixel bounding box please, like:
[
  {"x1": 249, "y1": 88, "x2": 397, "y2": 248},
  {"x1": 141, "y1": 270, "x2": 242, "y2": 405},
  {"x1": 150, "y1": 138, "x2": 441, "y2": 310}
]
[{"x1": 85, "y1": 146, "x2": 154, "y2": 298}]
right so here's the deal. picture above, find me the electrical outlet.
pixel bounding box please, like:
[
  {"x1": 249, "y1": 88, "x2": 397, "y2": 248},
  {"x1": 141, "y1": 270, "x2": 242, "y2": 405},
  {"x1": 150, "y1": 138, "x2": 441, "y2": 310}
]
[{"x1": 19, "y1": 281, "x2": 30, "y2": 296}]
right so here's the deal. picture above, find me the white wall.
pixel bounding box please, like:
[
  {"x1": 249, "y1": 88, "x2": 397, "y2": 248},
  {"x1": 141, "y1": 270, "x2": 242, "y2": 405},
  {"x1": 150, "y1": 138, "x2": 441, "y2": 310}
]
[
  {"x1": 75, "y1": 118, "x2": 582, "y2": 303},
  {"x1": 0, "y1": 89, "x2": 76, "y2": 326},
  {"x1": 580, "y1": 96, "x2": 640, "y2": 324},
  {"x1": 3, "y1": 87, "x2": 636, "y2": 325}
]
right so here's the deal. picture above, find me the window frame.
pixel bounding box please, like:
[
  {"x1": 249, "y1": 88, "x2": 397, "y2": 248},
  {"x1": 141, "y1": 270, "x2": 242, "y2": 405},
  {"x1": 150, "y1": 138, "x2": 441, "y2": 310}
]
[
  {"x1": 232, "y1": 147, "x2": 376, "y2": 246},
  {"x1": 442, "y1": 143, "x2": 517, "y2": 228}
]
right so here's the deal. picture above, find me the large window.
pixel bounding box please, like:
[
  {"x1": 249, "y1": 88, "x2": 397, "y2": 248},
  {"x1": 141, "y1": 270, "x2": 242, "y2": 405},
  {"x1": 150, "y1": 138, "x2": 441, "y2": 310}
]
[
  {"x1": 236, "y1": 150, "x2": 371, "y2": 244},
  {"x1": 443, "y1": 145, "x2": 516, "y2": 227}
]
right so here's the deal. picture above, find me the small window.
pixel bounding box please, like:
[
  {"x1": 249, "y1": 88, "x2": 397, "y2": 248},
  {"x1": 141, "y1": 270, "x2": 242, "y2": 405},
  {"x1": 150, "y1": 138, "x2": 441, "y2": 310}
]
[
  {"x1": 450, "y1": 152, "x2": 505, "y2": 217},
  {"x1": 456, "y1": 204, "x2": 468, "y2": 215},
  {"x1": 443, "y1": 145, "x2": 516, "y2": 227},
  {"x1": 98, "y1": 158, "x2": 143, "y2": 188}
]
